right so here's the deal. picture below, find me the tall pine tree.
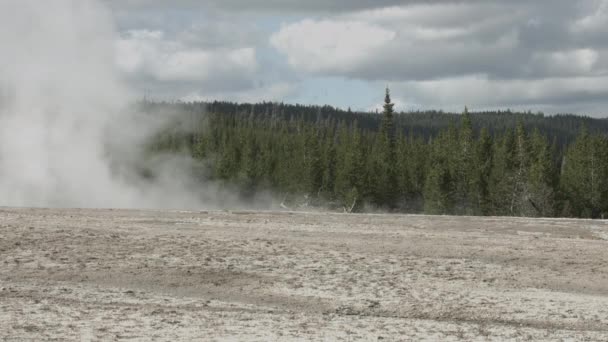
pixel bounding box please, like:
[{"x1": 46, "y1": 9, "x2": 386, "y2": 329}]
[{"x1": 373, "y1": 87, "x2": 398, "y2": 208}]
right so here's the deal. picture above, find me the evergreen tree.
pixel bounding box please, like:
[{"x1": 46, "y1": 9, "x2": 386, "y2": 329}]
[
  {"x1": 424, "y1": 131, "x2": 455, "y2": 214},
  {"x1": 476, "y1": 127, "x2": 493, "y2": 215},
  {"x1": 489, "y1": 130, "x2": 516, "y2": 216},
  {"x1": 303, "y1": 126, "x2": 323, "y2": 197},
  {"x1": 334, "y1": 122, "x2": 364, "y2": 211},
  {"x1": 142, "y1": 97, "x2": 608, "y2": 219},
  {"x1": 527, "y1": 129, "x2": 556, "y2": 216},
  {"x1": 561, "y1": 128, "x2": 608, "y2": 218},
  {"x1": 453, "y1": 107, "x2": 479, "y2": 215},
  {"x1": 511, "y1": 121, "x2": 533, "y2": 216},
  {"x1": 319, "y1": 129, "x2": 337, "y2": 201},
  {"x1": 405, "y1": 134, "x2": 428, "y2": 212},
  {"x1": 373, "y1": 87, "x2": 398, "y2": 208},
  {"x1": 380, "y1": 87, "x2": 395, "y2": 142},
  {"x1": 395, "y1": 132, "x2": 411, "y2": 208}
]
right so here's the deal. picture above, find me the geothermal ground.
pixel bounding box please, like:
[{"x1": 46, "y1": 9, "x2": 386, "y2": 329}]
[{"x1": 1, "y1": 208, "x2": 608, "y2": 341}]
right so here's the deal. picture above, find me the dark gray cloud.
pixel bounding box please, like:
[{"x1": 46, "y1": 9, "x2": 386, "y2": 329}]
[
  {"x1": 202, "y1": 0, "x2": 409, "y2": 13},
  {"x1": 109, "y1": 0, "x2": 414, "y2": 13}
]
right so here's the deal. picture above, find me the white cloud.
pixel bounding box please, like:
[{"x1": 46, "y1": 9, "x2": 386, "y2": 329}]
[
  {"x1": 180, "y1": 82, "x2": 296, "y2": 103},
  {"x1": 157, "y1": 48, "x2": 256, "y2": 82},
  {"x1": 392, "y1": 75, "x2": 608, "y2": 112},
  {"x1": 270, "y1": 9, "x2": 521, "y2": 80},
  {"x1": 529, "y1": 49, "x2": 600, "y2": 76},
  {"x1": 571, "y1": 0, "x2": 608, "y2": 34},
  {"x1": 270, "y1": 19, "x2": 395, "y2": 73},
  {"x1": 115, "y1": 29, "x2": 258, "y2": 83}
]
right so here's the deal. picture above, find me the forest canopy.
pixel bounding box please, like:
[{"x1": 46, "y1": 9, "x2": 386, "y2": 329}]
[{"x1": 142, "y1": 91, "x2": 608, "y2": 218}]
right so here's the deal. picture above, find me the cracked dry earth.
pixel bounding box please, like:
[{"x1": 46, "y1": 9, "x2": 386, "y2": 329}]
[{"x1": 1, "y1": 208, "x2": 608, "y2": 341}]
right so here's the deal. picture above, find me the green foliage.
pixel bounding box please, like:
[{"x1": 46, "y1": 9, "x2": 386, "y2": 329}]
[
  {"x1": 142, "y1": 97, "x2": 608, "y2": 219},
  {"x1": 334, "y1": 122, "x2": 364, "y2": 211},
  {"x1": 424, "y1": 131, "x2": 455, "y2": 214},
  {"x1": 527, "y1": 129, "x2": 557, "y2": 217},
  {"x1": 373, "y1": 88, "x2": 398, "y2": 209},
  {"x1": 561, "y1": 128, "x2": 608, "y2": 218},
  {"x1": 477, "y1": 127, "x2": 493, "y2": 215}
]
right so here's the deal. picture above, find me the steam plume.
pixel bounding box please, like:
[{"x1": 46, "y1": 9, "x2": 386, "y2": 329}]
[{"x1": 0, "y1": 0, "x2": 243, "y2": 209}]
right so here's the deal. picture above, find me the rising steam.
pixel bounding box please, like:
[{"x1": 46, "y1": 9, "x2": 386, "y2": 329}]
[{"x1": 0, "y1": 0, "x2": 255, "y2": 209}]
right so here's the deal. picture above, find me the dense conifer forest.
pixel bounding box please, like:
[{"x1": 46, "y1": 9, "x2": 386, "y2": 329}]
[{"x1": 143, "y1": 90, "x2": 608, "y2": 218}]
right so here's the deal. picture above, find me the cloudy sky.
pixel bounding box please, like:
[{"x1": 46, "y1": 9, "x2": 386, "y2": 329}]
[{"x1": 106, "y1": 0, "x2": 608, "y2": 116}]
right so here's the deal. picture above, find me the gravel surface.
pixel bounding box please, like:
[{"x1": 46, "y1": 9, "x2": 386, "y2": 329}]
[{"x1": 1, "y1": 207, "x2": 608, "y2": 341}]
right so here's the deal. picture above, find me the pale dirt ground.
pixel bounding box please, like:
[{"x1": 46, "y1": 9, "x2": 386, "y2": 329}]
[{"x1": 1, "y1": 208, "x2": 608, "y2": 341}]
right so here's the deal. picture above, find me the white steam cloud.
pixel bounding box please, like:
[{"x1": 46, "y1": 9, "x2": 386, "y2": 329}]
[{"x1": 0, "y1": 0, "x2": 258, "y2": 209}]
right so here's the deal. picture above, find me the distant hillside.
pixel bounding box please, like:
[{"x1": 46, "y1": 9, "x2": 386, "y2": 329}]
[{"x1": 143, "y1": 100, "x2": 608, "y2": 147}]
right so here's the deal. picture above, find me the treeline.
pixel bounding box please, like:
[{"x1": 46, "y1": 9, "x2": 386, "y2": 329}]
[
  {"x1": 144, "y1": 92, "x2": 608, "y2": 218},
  {"x1": 148, "y1": 99, "x2": 608, "y2": 146}
]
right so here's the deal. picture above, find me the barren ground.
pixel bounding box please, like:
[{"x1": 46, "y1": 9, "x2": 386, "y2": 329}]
[{"x1": 1, "y1": 208, "x2": 608, "y2": 341}]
